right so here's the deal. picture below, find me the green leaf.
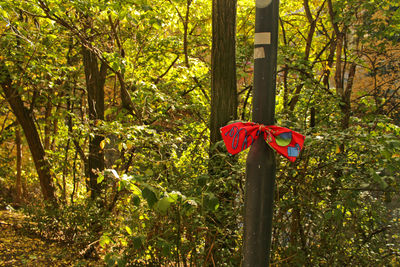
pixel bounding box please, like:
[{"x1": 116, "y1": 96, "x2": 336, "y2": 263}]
[
  {"x1": 155, "y1": 196, "x2": 174, "y2": 213},
  {"x1": 142, "y1": 187, "x2": 158, "y2": 208},
  {"x1": 97, "y1": 174, "x2": 105, "y2": 184},
  {"x1": 129, "y1": 184, "x2": 142, "y2": 195},
  {"x1": 132, "y1": 195, "x2": 141, "y2": 206},
  {"x1": 169, "y1": 191, "x2": 185, "y2": 202},
  {"x1": 100, "y1": 234, "x2": 112, "y2": 247}
]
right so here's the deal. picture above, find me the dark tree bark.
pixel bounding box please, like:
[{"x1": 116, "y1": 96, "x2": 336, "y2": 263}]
[
  {"x1": 82, "y1": 46, "x2": 107, "y2": 200},
  {"x1": 15, "y1": 126, "x2": 23, "y2": 204},
  {"x1": 207, "y1": 0, "x2": 238, "y2": 264},
  {"x1": 0, "y1": 61, "x2": 57, "y2": 203},
  {"x1": 183, "y1": 0, "x2": 192, "y2": 67},
  {"x1": 210, "y1": 0, "x2": 238, "y2": 145},
  {"x1": 44, "y1": 96, "x2": 52, "y2": 150}
]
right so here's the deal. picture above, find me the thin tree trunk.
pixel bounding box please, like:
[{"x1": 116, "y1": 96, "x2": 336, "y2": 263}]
[
  {"x1": 341, "y1": 61, "x2": 357, "y2": 129},
  {"x1": 82, "y1": 46, "x2": 107, "y2": 200},
  {"x1": 183, "y1": 0, "x2": 192, "y2": 67},
  {"x1": 62, "y1": 139, "x2": 70, "y2": 202},
  {"x1": 334, "y1": 33, "x2": 344, "y2": 96},
  {"x1": 323, "y1": 34, "x2": 336, "y2": 89},
  {"x1": 328, "y1": 0, "x2": 359, "y2": 130},
  {"x1": 44, "y1": 96, "x2": 52, "y2": 150},
  {"x1": 15, "y1": 127, "x2": 23, "y2": 204},
  {"x1": 0, "y1": 61, "x2": 57, "y2": 203}
]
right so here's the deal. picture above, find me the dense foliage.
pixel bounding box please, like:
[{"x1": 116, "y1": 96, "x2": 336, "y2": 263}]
[{"x1": 1, "y1": 0, "x2": 399, "y2": 265}]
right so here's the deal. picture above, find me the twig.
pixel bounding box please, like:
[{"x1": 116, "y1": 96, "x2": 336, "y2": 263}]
[{"x1": 154, "y1": 55, "x2": 180, "y2": 84}]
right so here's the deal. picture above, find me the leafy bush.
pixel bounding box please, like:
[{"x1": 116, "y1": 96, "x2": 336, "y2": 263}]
[{"x1": 23, "y1": 200, "x2": 111, "y2": 250}]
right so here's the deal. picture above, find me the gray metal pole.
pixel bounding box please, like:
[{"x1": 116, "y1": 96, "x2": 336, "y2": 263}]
[{"x1": 243, "y1": 0, "x2": 279, "y2": 266}]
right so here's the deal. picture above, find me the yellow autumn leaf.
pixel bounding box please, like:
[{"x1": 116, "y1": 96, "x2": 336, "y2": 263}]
[{"x1": 100, "y1": 139, "x2": 106, "y2": 149}]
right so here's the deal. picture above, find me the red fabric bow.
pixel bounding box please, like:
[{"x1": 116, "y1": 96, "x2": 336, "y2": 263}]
[{"x1": 220, "y1": 122, "x2": 305, "y2": 162}]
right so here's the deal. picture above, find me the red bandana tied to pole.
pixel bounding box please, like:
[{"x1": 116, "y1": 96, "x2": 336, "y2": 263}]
[{"x1": 220, "y1": 122, "x2": 305, "y2": 162}]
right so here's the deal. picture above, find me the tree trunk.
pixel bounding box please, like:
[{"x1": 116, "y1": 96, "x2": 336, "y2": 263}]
[
  {"x1": 341, "y1": 62, "x2": 357, "y2": 129},
  {"x1": 207, "y1": 0, "x2": 238, "y2": 264},
  {"x1": 82, "y1": 46, "x2": 107, "y2": 200},
  {"x1": 15, "y1": 127, "x2": 23, "y2": 204},
  {"x1": 0, "y1": 61, "x2": 57, "y2": 203},
  {"x1": 210, "y1": 0, "x2": 238, "y2": 145},
  {"x1": 44, "y1": 96, "x2": 52, "y2": 150}
]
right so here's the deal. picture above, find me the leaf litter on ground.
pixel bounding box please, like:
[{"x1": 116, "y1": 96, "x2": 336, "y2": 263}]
[{"x1": 0, "y1": 210, "x2": 100, "y2": 266}]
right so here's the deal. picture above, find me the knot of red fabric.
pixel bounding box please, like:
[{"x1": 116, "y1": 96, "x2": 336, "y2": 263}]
[{"x1": 220, "y1": 122, "x2": 305, "y2": 162}]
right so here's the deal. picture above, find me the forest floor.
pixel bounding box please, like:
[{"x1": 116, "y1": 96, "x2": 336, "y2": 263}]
[{"x1": 0, "y1": 209, "x2": 100, "y2": 266}]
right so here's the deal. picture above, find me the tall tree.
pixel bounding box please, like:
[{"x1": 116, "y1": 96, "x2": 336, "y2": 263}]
[
  {"x1": 207, "y1": 0, "x2": 238, "y2": 264},
  {"x1": 82, "y1": 46, "x2": 107, "y2": 200},
  {"x1": 210, "y1": 0, "x2": 238, "y2": 145},
  {"x1": 0, "y1": 61, "x2": 57, "y2": 203}
]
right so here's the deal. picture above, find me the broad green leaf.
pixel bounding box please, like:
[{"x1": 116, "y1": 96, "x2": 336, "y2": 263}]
[
  {"x1": 142, "y1": 187, "x2": 158, "y2": 208},
  {"x1": 155, "y1": 196, "x2": 174, "y2": 213},
  {"x1": 97, "y1": 174, "x2": 104, "y2": 184}
]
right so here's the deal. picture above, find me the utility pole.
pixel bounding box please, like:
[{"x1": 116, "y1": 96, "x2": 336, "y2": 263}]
[{"x1": 243, "y1": 0, "x2": 279, "y2": 266}]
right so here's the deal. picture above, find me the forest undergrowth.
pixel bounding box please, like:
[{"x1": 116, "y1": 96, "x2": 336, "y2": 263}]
[{"x1": 0, "y1": 209, "x2": 100, "y2": 266}]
